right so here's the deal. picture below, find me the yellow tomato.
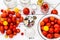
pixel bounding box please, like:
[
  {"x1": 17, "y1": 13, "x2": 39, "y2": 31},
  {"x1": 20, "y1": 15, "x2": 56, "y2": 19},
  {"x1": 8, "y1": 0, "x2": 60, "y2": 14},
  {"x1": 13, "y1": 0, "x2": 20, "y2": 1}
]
[
  {"x1": 43, "y1": 26, "x2": 49, "y2": 31},
  {"x1": 3, "y1": 21, "x2": 8, "y2": 26}
]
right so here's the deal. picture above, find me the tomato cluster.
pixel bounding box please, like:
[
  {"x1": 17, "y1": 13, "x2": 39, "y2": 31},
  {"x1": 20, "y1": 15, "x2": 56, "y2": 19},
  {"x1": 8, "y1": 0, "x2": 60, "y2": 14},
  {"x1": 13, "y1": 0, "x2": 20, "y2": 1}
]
[
  {"x1": 0, "y1": 9, "x2": 23, "y2": 38},
  {"x1": 40, "y1": 16, "x2": 60, "y2": 39}
]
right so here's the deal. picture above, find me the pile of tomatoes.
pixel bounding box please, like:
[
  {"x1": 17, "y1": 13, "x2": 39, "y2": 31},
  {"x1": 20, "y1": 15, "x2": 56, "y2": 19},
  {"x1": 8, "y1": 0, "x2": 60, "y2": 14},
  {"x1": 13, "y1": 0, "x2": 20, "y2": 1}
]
[
  {"x1": 0, "y1": 9, "x2": 23, "y2": 38},
  {"x1": 40, "y1": 16, "x2": 60, "y2": 39}
]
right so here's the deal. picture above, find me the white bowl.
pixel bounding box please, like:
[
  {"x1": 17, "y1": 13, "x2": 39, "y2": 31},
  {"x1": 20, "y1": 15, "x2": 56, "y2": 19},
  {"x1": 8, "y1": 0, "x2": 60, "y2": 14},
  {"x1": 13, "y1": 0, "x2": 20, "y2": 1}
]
[{"x1": 38, "y1": 14, "x2": 60, "y2": 40}]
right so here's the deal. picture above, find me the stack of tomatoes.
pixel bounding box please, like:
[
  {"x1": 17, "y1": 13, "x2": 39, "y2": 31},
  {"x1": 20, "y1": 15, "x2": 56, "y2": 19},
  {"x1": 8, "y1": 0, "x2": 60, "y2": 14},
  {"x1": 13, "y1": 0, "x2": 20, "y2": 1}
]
[
  {"x1": 0, "y1": 9, "x2": 23, "y2": 38},
  {"x1": 40, "y1": 16, "x2": 60, "y2": 39}
]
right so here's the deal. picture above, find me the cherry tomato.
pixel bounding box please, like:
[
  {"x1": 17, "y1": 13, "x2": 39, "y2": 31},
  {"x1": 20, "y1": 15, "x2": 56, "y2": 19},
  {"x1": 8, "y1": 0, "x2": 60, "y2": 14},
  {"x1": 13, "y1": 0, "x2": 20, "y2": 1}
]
[
  {"x1": 9, "y1": 34, "x2": 13, "y2": 38},
  {"x1": 4, "y1": 26, "x2": 8, "y2": 30},
  {"x1": 54, "y1": 24, "x2": 59, "y2": 28},
  {"x1": 49, "y1": 28, "x2": 54, "y2": 33},
  {"x1": 42, "y1": 31, "x2": 47, "y2": 36},
  {"x1": 57, "y1": 19, "x2": 60, "y2": 24},
  {"x1": 51, "y1": 9, "x2": 58, "y2": 15},
  {"x1": 43, "y1": 18, "x2": 49, "y2": 23},
  {"x1": 50, "y1": 16, "x2": 55, "y2": 21},
  {"x1": 47, "y1": 34, "x2": 53, "y2": 39},
  {"x1": 23, "y1": 8, "x2": 30, "y2": 15},
  {"x1": 16, "y1": 13, "x2": 21, "y2": 18},
  {"x1": 40, "y1": 21, "x2": 45, "y2": 26},
  {"x1": 46, "y1": 23, "x2": 51, "y2": 27},
  {"x1": 16, "y1": 29, "x2": 20, "y2": 33},
  {"x1": 54, "y1": 33, "x2": 60, "y2": 38}
]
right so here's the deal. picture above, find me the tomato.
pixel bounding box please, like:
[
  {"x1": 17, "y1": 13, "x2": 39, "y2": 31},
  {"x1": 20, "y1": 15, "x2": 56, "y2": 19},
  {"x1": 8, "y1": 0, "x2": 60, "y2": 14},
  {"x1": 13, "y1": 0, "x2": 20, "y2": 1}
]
[
  {"x1": 51, "y1": 9, "x2": 58, "y2": 15},
  {"x1": 54, "y1": 24, "x2": 59, "y2": 28},
  {"x1": 13, "y1": 28, "x2": 16, "y2": 32},
  {"x1": 49, "y1": 28, "x2": 54, "y2": 33},
  {"x1": 46, "y1": 23, "x2": 51, "y2": 27},
  {"x1": 0, "y1": 26, "x2": 4, "y2": 31},
  {"x1": 19, "y1": 17, "x2": 23, "y2": 22},
  {"x1": 57, "y1": 19, "x2": 60, "y2": 24},
  {"x1": 51, "y1": 22, "x2": 54, "y2": 25},
  {"x1": 54, "y1": 28, "x2": 59, "y2": 33},
  {"x1": 43, "y1": 18, "x2": 49, "y2": 23},
  {"x1": 16, "y1": 29, "x2": 20, "y2": 33},
  {"x1": 40, "y1": 21, "x2": 45, "y2": 26},
  {"x1": 6, "y1": 29, "x2": 12, "y2": 35},
  {"x1": 54, "y1": 33, "x2": 60, "y2": 38},
  {"x1": 12, "y1": 16, "x2": 16, "y2": 22},
  {"x1": 9, "y1": 14, "x2": 13, "y2": 18},
  {"x1": 10, "y1": 25, "x2": 13, "y2": 29},
  {"x1": 47, "y1": 34, "x2": 53, "y2": 39},
  {"x1": 23, "y1": 8, "x2": 30, "y2": 15},
  {"x1": 42, "y1": 31, "x2": 47, "y2": 36},
  {"x1": 1, "y1": 13, "x2": 7, "y2": 18},
  {"x1": 4, "y1": 26, "x2": 8, "y2": 30},
  {"x1": 13, "y1": 32, "x2": 17, "y2": 35},
  {"x1": 9, "y1": 34, "x2": 13, "y2": 38},
  {"x1": 50, "y1": 16, "x2": 55, "y2": 21},
  {"x1": 16, "y1": 13, "x2": 21, "y2": 18},
  {"x1": 7, "y1": 18, "x2": 12, "y2": 23}
]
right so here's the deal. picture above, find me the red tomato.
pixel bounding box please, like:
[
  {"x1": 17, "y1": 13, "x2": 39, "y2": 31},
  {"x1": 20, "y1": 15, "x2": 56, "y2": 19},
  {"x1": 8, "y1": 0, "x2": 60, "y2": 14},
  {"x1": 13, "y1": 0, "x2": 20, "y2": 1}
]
[
  {"x1": 10, "y1": 25, "x2": 13, "y2": 29},
  {"x1": 19, "y1": 17, "x2": 23, "y2": 22},
  {"x1": 54, "y1": 24, "x2": 59, "y2": 28},
  {"x1": 49, "y1": 28, "x2": 54, "y2": 33},
  {"x1": 23, "y1": 8, "x2": 30, "y2": 15},
  {"x1": 54, "y1": 28, "x2": 59, "y2": 33},
  {"x1": 46, "y1": 22, "x2": 51, "y2": 27},
  {"x1": 1, "y1": 13, "x2": 7, "y2": 18},
  {"x1": 9, "y1": 14, "x2": 13, "y2": 18},
  {"x1": 51, "y1": 22, "x2": 54, "y2": 25},
  {"x1": 43, "y1": 18, "x2": 49, "y2": 23},
  {"x1": 0, "y1": 26, "x2": 4, "y2": 31},
  {"x1": 54, "y1": 33, "x2": 60, "y2": 38},
  {"x1": 4, "y1": 26, "x2": 8, "y2": 30},
  {"x1": 57, "y1": 19, "x2": 60, "y2": 24},
  {"x1": 13, "y1": 32, "x2": 17, "y2": 35},
  {"x1": 16, "y1": 29, "x2": 20, "y2": 33},
  {"x1": 16, "y1": 13, "x2": 21, "y2": 18},
  {"x1": 47, "y1": 34, "x2": 53, "y2": 39},
  {"x1": 6, "y1": 29, "x2": 12, "y2": 35},
  {"x1": 13, "y1": 28, "x2": 16, "y2": 32},
  {"x1": 51, "y1": 9, "x2": 58, "y2": 15},
  {"x1": 9, "y1": 34, "x2": 13, "y2": 38},
  {"x1": 42, "y1": 31, "x2": 47, "y2": 36},
  {"x1": 50, "y1": 16, "x2": 55, "y2": 21},
  {"x1": 7, "y1": 18, "x2": 12, "y2": 23},
  {"x1": 40, "y1": 21, "x2": 45, "y2": 26}
]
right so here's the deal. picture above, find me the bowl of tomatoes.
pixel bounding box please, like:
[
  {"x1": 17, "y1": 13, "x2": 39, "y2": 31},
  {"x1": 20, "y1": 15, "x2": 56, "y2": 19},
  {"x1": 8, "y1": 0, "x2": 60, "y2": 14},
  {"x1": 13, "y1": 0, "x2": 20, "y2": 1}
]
[{"x1": 38, "y1": 14, "x2": 60, "y2": 40}]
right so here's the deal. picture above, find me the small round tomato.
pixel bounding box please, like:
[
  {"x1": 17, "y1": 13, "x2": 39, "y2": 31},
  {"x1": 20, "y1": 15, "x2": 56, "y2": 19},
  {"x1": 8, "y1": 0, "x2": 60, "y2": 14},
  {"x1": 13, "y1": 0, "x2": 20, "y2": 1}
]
[
  {"x1": 50, "y1": 16, "x2": 55, "y2": 21},
  {"x1": 6, "y1": 29, "x2": 12, "y2": 35},
  {"x1": 19, "y1": 17, "x2": 23, "y2": 22},
  {"x1": 7, "y1": 18, "x2": 11, "y2": 23},
  {"x1": 51, "y1": 22, "x2": 54, "y2": 25},
  {"x1": 57, "y1": 19, "x2": 60, "y2": 24},
  {"x1": 16, "y1": 29, "x2": 20, "y2": 33},
  {"x1": 54, "y1": 24, "x2": 59, "y2": 28},
  {"x1": 40, "y1": 21, "x2": 45, "y2": 26},
  {"x1": 13, "y1": 32, "x2": 17, "y2": 35},
  {"x1": 47, "y1": 34, "x2": 53, "y2": 39},
  {"x1": 4, "y1": 26, "x2": 8, "y2": 30},
  {"x1": 54, "y1": 28, "x2": 59, "y2": 33},
  {"x1": 43, "y1": 18, "x2": 49, "y2": 23},
  {"x1": 49, "y1": 28, "x2": 54, "y2": 33},
  {"x1": 0, "y1": 26, "x2": 4, "y2": 31},
  {"x1": 10, "y1": 25, "x2": 13, "y2": 29},
  {"x1": 1, "y1": 13, "x2": 7, "y2": 18},
  {"x1": 42, "y1": 31, "x2": 47, "y2": 36},
  {"x1": 23, "y1": 8, "x2": 30, "y2": 15},
  {"x1": 9, "y1": 34, "x2": 13, "y2": 38},
  {"x1": 51, "y1": 9, "x2": 58, "y2": 15},
  {"x1": 46, "y1": 22, "x2": 51, "y2": 27},
  {"x1": 9, "y1": 14, "x2": 13, "y2": 18},
  {"x1": 54, "y1": 33, "x2": 60, "y2": 38},
  {"x1": 12, "y1": 28, "x2": 16, "y2": 32},
  {"x1": 16, "y1": 13, "x2": 21, "y2": 18}
]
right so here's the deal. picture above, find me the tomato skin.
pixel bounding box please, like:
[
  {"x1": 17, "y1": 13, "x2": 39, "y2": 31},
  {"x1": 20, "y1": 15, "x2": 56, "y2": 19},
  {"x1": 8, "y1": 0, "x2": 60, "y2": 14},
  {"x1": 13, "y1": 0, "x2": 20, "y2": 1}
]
[
  {"x1": 6, "y1": 29, "x2": 12, "y2": 35},
  {"x1": 13, "y1": 32, "x2": 17, "y2": 35},
  {"x1": 57, "y1": 20, "x2": 60, "y2": 24},
  {"x1": 1, "y1": 13, "x2": 7, "y2": 18},
  {"x1": 54, "y1": 24, "x2": 59, "y2": 28},
  {"x1": 4, "y1": 26, "x2": 8, "y2": 30},
  {"x1": 9, "y1": 34, "x2": 13, "y2": 38},
  {"x1": 49, "y1": 28, "x2": 54, "y2": 33},
  {"x1": 7, "y1": 18, "x2": 12, "y2": 23},
  {"x1": 10, "y1": 25, "x2": 13, "y2": 29},
  {"x1": 54, "y1": 28, "x2": 59, "y2": 33},
  {"x1": 46, "y1": 23, "x2": 51, "y2": 27},
  {"x1": 40, "y1": 21, "x2": 45, "y2": 26},
  {"x1": 47, "y1": 34, "x2": 53, "y2": 39},
  {"x1": 19, "y1": 17, "x2": 23, "y2": 22},
  {"x1": 42, "y1": 31, "x2": 47, "y2": 36},
  {"x1": 23, "y1": 8, "x2": 30, "y2": 15},
  {"x1": 43, "y1": 18, "x2": 49, "y2": 23},
  {"x1": 16, "y1": 29, "x2": 20, "y2": 33},
  {"x1": 54, "y1": 33, "x2": 60, "y2": 38},
  {"x1": 16, "y1": 13, "x2": 21, "y2": 18},
  {"x1": 50, "y1": 16, "x2": 55, "y2": 21},
  {"x1": 51, "y1": 9, "x2": 58, "y2": 15}
]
